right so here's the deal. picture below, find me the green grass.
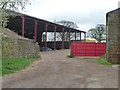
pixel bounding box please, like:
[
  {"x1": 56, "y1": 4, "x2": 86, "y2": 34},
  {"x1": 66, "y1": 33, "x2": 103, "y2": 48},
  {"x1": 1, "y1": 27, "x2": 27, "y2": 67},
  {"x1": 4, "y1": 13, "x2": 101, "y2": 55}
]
[
  {"x1": 97, "y1": 56, "x2": 112, "y2": 66},
  {"x1": 1, "y1": 54, "x2": 40, "y2": 76}
]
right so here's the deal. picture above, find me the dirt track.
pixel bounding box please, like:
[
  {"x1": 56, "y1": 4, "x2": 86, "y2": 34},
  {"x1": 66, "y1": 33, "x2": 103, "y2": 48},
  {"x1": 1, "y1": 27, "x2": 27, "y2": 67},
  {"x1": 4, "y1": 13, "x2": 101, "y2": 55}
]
[{"x1": 2, "y1": 49, "x2": 118, "y2": 88}]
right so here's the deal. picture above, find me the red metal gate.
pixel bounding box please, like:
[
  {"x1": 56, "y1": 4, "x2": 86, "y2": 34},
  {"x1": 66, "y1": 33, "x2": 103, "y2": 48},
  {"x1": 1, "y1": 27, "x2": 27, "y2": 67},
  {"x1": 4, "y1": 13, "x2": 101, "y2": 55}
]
[{"x1": 71, "y1": 42, "x2": 106, "y2": 56}]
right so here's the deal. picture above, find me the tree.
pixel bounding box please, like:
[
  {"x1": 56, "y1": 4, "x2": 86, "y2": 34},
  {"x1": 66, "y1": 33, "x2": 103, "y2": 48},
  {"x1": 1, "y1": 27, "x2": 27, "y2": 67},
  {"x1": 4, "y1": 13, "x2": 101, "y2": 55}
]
[
  {"x1": 0, "y1": 0, "x2": 31, "y2": 27},
  {"x1": 56, "y1": 20, "x2": 78, "y2": 29},
  {"x1": 88, "y1": 24, "x2": 106, "y2": 42},
  {"x1": 55, "y1": 20, "x2": 79, "y2": 41}
]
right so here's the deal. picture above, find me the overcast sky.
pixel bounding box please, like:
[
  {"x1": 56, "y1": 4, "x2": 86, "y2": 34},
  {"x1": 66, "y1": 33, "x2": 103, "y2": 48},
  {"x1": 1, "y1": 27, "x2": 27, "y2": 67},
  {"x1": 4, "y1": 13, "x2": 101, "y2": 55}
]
[{"x1": 23, "y1": 0, "x2": 119, "y2": 32}]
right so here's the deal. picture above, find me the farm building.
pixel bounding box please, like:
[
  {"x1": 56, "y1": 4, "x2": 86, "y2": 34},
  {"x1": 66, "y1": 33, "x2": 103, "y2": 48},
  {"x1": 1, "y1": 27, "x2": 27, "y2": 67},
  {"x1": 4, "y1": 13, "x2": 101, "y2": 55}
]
[
  {"x1": 6, "y1": 10, "x2": 86, "y2": 50},
  {"x1": 106, "y1": 8, "x2": 120, "y2": 64}
]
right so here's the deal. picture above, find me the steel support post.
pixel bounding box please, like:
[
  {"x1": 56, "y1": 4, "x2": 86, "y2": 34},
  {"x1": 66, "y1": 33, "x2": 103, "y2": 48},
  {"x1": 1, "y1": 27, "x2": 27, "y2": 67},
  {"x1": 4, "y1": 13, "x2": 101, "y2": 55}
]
[
  {"x1": 22, "y1": 16, "x2": 25, "y2": 39},
  {"x1": 54, "y1": 25, "x2": 56, "y2": 50},
  {"x1": 45, "y1": 23, "x2": 48, "y2": 48},
  {"x1": 80, "y1": 32, "x2": 81, "y2": 41},
  {"x1": 34, "y1": 21, "x2": 37, "y2": 42},
  {"x1": 62, "y1": 27, "x2": 64, "y2": 49},
  {"x1": 75, "y1": 31, "x2": 77, "y2": 41}
]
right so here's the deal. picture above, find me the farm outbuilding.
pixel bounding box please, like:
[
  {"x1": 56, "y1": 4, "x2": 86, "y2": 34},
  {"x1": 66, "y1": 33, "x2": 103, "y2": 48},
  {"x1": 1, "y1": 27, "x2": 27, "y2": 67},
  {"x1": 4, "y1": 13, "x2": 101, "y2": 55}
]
[
  {"x1": 7, "y1": 11, "x2": 86, "y2": 50},
  {"x1": 106, "y1": 8, "x2": 120, "y2": 64}
]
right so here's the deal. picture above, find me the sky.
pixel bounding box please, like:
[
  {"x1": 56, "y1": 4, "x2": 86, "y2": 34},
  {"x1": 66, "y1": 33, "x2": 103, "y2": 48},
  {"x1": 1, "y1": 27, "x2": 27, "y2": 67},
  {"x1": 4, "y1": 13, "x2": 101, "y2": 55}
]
[{"x1": 23, "y1": 0, "x2": 120, "y2": 32}]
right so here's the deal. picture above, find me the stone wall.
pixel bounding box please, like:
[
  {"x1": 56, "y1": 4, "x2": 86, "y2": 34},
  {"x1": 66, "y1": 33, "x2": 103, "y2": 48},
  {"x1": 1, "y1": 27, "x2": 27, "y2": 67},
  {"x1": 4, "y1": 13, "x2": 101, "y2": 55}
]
[
  {"x1": 2, "y1": 37, "x2": 39, "y2": 58},
  {"x1": 106, "y1": 8, "x2": 120, "y2": 64}
]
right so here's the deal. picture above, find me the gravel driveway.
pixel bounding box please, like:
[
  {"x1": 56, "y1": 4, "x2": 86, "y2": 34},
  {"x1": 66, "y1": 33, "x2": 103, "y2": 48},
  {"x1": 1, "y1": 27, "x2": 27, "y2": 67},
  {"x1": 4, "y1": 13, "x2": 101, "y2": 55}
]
[{"x1": 2, "y1": 49, "x2": 118, "y2": 88}]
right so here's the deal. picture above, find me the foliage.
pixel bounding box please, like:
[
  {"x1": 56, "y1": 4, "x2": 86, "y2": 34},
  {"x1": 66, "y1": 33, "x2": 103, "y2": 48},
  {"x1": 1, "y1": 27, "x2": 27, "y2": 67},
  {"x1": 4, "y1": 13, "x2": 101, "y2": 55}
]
[
  {"x1": 56, "y1": 20, "x2": 78, "y2": 29},
  {"x1": 1, "y1": 54, "x2": 40, "y2": 76},
  {"x1": 88, "y1": 24, "x2": 106, "y2": 42},
  {"x1": 0, "y1": 0, "x2": 31, "y2": 11},
  {"x1": 0, "y1": 0, "x2": 31, "y2": 27},
  {"x1": 97, "y1": 56, "x2": 112, "y2": 66},
  {"x1": 0, "y1": 9, "x2": 8, "y2": 27}
]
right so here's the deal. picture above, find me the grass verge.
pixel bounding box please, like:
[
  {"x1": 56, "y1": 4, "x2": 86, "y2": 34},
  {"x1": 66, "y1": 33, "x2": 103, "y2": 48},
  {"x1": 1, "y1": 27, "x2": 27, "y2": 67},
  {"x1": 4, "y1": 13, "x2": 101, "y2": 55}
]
[
  {"x1": 1, "y1": 54, "x2": 40, "y2": 76},
  {"x1": 97, "y1": 56, "x2": 112, "y2": 66}
]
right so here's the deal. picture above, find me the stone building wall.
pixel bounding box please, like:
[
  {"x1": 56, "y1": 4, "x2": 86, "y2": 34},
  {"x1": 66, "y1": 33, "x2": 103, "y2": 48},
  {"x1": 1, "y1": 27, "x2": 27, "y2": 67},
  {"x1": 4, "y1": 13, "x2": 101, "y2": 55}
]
[{"x1": 106, "y1": 8, "x2": 120, "y2": 64}]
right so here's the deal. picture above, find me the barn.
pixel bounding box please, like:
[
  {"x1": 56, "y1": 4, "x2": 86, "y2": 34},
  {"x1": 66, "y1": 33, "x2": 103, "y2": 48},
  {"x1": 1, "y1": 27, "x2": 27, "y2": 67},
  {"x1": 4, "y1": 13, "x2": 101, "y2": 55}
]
[{"x1": 6, "y1": 10, "x2": 86, "y2": 50}]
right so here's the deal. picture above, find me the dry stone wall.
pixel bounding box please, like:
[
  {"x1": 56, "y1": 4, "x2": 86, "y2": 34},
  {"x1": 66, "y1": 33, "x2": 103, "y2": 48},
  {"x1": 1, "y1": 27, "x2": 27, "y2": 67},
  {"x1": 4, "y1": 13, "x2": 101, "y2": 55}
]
[{"x1": 2, "y1": 37, "x2": 39, "y2": 58}]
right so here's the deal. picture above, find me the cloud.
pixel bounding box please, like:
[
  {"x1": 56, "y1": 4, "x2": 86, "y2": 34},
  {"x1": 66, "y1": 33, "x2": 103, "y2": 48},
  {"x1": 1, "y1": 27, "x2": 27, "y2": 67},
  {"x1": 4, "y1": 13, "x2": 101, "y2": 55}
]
[{"x1": 24, "y1": 0, "x2": 120, "y2": 31}]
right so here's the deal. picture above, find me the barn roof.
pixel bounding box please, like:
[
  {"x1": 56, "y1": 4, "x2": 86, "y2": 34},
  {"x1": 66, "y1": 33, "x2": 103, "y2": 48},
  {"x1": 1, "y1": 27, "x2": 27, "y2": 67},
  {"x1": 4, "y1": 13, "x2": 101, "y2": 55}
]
[{"x1": 7, "y1": 10, "x2": 86, "y2": 34}]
